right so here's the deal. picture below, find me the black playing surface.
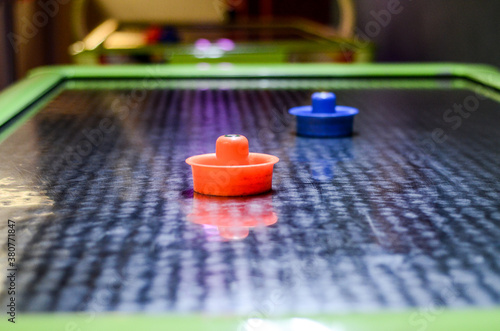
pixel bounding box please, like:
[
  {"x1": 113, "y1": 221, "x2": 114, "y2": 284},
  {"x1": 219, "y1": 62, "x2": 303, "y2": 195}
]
[{"x1": 0, "y1": 78, "x2": 499, "y2": 313}]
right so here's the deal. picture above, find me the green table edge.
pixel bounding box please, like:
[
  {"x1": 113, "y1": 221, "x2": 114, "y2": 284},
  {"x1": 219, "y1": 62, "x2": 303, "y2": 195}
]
[
  {"x1": 2, "y1": 308, "x2": 500, "y2": 331},
  {"x1": 28, "y1": 62, "x2": 500, "y2": 81},
  {"x1": 0, "y1": 63, "x2": 499, "y2": 330},
  {"x1": 1, "y1": 63, "x2": 500, "y2": 131}
]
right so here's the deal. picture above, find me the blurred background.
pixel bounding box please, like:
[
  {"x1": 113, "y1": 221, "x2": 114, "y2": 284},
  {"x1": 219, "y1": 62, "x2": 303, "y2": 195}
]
[{"x1": 1, "y1": 0, "x2": 499, "y2": 90}]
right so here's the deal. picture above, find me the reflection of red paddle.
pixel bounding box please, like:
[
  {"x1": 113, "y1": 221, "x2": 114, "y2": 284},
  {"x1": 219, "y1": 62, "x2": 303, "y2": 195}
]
[{"x1": 187, "y1": 192, "x2": 277, "y2": 241}]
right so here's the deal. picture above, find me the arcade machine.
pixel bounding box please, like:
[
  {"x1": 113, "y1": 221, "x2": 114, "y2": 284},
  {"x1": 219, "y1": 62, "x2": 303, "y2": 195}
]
[{"x1": 69, "y1": 0, "x2": 373, "y2": 64}]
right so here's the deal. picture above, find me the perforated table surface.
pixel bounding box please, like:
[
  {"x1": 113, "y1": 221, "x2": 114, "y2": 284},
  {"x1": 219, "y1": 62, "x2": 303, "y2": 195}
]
[{"x1": 0, "y1": 64, "x2": 499, "y2": 330}]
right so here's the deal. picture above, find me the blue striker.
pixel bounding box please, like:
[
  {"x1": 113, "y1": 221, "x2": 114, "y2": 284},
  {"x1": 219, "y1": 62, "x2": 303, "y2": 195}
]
[{"x1": 289, "y1": 92, "x2": 359, "y2": 137}]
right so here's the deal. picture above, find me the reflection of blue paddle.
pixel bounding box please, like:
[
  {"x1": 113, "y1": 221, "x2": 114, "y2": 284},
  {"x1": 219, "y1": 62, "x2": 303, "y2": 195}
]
[{"x1": 293, "y1": 135, "x2": 354, "y2": 182}]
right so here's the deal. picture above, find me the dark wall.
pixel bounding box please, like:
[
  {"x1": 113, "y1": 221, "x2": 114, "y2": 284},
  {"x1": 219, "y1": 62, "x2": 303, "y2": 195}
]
[
  {"x1": 272, "y1": 0, "x2": 332, "y2": 24},
  {"x1": 244, "y1": 0, "x2": 332, "y2": 24},
  {"x1": 0, "y1": 0, "x2": 15, "y2": 90},
  {"x1": 354, "y1": 0, "x2": 500, "y2": 68}
]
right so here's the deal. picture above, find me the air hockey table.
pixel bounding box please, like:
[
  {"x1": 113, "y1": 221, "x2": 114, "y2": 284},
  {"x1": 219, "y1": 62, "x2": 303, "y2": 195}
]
[{"x1": 0, "y1": 63, "x2": 500, "y2": 330}]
